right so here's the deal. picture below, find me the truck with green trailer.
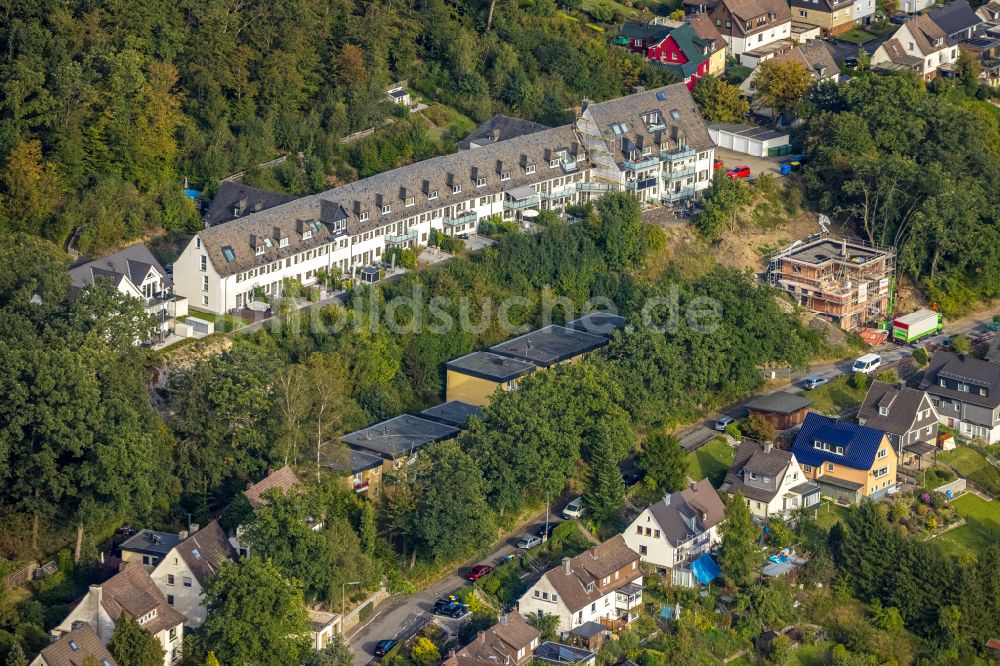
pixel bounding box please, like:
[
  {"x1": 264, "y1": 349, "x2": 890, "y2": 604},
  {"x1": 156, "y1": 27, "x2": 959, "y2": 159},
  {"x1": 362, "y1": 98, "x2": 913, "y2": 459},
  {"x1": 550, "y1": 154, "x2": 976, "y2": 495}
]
[{"x1": 892, "y1": 309, "x2": 942, "y2": 343}]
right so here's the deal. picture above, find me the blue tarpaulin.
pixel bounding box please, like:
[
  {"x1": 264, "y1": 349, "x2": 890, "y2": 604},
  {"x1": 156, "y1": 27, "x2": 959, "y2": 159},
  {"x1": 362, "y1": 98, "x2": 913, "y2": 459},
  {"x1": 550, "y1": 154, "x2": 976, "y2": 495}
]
[{"x1": 691, "y1": 554, "x2": 721, "y2": 585}]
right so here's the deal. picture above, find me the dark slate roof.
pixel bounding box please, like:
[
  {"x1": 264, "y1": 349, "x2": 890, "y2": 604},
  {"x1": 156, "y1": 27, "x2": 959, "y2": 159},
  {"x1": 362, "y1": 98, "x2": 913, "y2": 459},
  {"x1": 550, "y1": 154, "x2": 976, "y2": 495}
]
[
  {"x1": 204, "y1": 181, "x2": 300, "y2": 227},
  {"x1": 175, "y1": 520, "x2": 235, "y2": 587},
  {"x1": 789, "y1": 0, "x2": 851, "y2": 14},
  {"x1": 447, "y1": 351, "x2": 538, "y2": 382},
  {"x1": 857, "y1": 381, "x2": 930, "y2": 437},
  {"x1": 567, "y1": 312, "x2": 626, "y2": 338},
  {"x1": 534, "y1": 642, "x2": 597, "y2": 665},
  {"x1": 928, "y1": 0, "x2": 981, "y2": 38},
  {"x1": 791, "y1": 413, "x2": 887, "y2": 471},
  {"x1": 120, "y1": 530, "x2": 180, "y2": 557},
  {"x1": 721, "y1": 439, "x2": 794, "y2": 503},
  {"x1": 420, "y1": 400, "x2": 484, "y2": 428},
  {"x1": 347, "y1": 447, "x2": 385, "y2": 474},
  {"x1": 648, "y1": 479, "x2": 725, "y2": 547},
  {"x1": 342, "y1": 415, "x2": 459, "y2": 459},
  {"x1": 198, "y1": 125, "x2": 582, "y2": 278},
  {"x1": 490, "y1": 325, "x2": 608, "y2": 367},
  {"x1": 68, "y1": 243, "x2": 168, "y2": 291},
  {"x1": 40, "y1": 624, "x2": 117, "y2": 666},
  {"x1": 920, "y1": 351, "x2": 1000, "y2": 409},
  {"x1": 745, "y1": 391, "x2": 811, "y2": 415},
  {"x1": 583, "y1": 83, "x2": 714, "y2": 166},
  {"x1": 458, "y1": 115, "x2": 551, "y2": 150},
  {"x1": 617, "y1": 19, "x2": 671, "y2": 42}
]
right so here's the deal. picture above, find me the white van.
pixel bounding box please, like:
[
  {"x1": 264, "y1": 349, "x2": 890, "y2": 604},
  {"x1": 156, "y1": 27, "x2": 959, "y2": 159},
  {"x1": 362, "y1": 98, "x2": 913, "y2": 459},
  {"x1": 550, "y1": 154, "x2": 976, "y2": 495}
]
[
  {"x1": 562, "y1": 497, "x2": 584, "y2": 520},
  {"x1": 852, "y1": 353, "x2": 882, "y2": 374}
]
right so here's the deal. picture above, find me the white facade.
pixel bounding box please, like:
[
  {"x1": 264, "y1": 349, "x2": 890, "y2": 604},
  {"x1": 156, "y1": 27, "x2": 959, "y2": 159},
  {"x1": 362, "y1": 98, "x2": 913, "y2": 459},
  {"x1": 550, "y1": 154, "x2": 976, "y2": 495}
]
[
  {"x1": 853, "y1": 0, "x2": 876, "y2": 24},
  {"x1": 742, "y1": 457, "x2": 820, "y2": 519},
  {"x1": 726, "y1": 20, "x2": 793, "y2": 58},
  {"x1": 901, "y1": 0, "x2": 935, "y2": 13},
  {"x1": 151, "y1": 554, "x2": 207, "y2": 628},
  {"x1": 518, "y1": 566, "x2": 643, "y2": 634},
  {"x1": 872, "y1": 22, "x2": 960, "y2": 78},
  {"x1": 622, "y1": 508, "x2": 721, "y2": 572}
]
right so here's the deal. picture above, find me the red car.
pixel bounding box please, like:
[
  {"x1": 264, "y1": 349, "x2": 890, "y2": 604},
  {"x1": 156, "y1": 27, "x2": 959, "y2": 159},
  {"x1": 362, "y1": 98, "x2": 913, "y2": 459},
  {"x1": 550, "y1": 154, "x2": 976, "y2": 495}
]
[
  {"x1": 466, "y1": 564, "x2": 493, "y2": 581},
  {"x1": 727, "y1": 166, "x2": 750, "y2": 179},
  {"x1": 713, "y1": 158, "x2": 724, "y2": 170}
]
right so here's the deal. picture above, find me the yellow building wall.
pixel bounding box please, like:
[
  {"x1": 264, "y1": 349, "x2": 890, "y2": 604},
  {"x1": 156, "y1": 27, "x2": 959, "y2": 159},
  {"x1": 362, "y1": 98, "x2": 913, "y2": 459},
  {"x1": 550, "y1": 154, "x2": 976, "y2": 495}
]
[
  {"x1": 794, "y1": 7, "x2": 854, "y2": 34},
  {"x1": 708, "y1": 48, "x2": 726, "y2": 77},
  {"x1": 803, "y1": 436, "x2": 898, "y2": 497},
  {"x1": 344, "y1": 460, "x2": 391, "y2": 497},
  {"x1": 446, "y1": 370, "x2": 507, "y2": 406},
  {"x1": 121, "y1": 550, "x2": 156, "y2": 567}
]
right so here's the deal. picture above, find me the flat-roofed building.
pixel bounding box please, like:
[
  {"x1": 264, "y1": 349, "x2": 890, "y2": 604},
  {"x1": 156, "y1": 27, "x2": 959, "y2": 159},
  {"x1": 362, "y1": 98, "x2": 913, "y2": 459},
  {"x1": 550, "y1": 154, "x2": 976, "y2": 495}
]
[
  {"x1": 342, "y1": 415, "x2": 460, "y2": 469},
  {"x1": 767, "y1": 236, "x2": 895, "y2": 332},
  {"x1": 420, "y1": 400, "x2": 484, "y2": 428},
  {"x1": 446, "y1": 351, "x2": 538, "y2": 406},
  {"x1": 489, "y1": 325, "x2": 609, "y2": 368},
  {"x1": 567, "y1": 312, "x2": 626, "y2": 339}
]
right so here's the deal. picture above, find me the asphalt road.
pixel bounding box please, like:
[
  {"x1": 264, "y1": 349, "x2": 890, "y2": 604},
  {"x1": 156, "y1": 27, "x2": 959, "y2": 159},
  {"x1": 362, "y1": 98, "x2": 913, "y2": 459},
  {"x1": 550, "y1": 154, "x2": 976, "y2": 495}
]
[
  {"x1": 348, "y1": 312, "x2": 999, "y2": 665},
  {"x1": 348, "y1": 508, "x2": 565, "y2": 666}
]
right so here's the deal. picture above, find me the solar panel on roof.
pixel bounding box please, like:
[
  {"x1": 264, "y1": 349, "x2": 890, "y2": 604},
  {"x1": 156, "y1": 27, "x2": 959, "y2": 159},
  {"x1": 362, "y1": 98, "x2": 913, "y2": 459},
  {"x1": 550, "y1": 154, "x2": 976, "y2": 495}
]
[{"x1": 558, "y1": 646, "x2": 576, "y2": 662}]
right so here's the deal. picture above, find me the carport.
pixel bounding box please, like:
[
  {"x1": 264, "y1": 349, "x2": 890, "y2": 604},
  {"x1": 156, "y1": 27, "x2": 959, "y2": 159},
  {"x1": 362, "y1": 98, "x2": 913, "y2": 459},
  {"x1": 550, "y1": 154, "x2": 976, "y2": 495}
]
[{"x1": 709, "y1": 123, "x2": 790, "y2": 157}]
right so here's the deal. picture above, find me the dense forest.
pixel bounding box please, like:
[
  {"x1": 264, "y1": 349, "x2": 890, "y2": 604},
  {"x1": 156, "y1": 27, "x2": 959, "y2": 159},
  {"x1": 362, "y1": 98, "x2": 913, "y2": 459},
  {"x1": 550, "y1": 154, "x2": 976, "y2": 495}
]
[
  {"x1": 0, "y1": 0, "x2": 668, "y2": 256},
  {"x1": 801, "y1": 73, "x2": 1000, "y2": 315}
]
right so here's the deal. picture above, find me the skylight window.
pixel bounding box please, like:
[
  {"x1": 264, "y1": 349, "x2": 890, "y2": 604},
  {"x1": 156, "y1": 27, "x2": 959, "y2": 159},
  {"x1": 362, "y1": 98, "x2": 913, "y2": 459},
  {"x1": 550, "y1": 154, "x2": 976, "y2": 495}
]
[
  {"x1": 222, "y1": 246, "x2": 236, "y2": 262},
  {"x1": 192, "y1": 548, "x2": 201, "y2": 560},
  {"x1": 263, "y1": 237, "x2": 273, "y2": 248},
  {"x1": 656, "y1": 91, "x2": 666, "y2": 101},
  {"x1": 611, "y1": 123, "x2": 629, "y2": 135},
  {"x1": 70, "y1": 641, "x2": 78, "y2": 652},
  {"x1": 669, "y1": 109, "x2": 681, "y2": 120}
]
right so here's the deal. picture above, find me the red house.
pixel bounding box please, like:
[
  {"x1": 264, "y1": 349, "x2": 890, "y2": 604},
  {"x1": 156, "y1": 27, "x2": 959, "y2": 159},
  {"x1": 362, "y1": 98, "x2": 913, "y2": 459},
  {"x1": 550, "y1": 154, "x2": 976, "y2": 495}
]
[{"x1": 646, "y1": 23, "x2": 715, "y2": 90}]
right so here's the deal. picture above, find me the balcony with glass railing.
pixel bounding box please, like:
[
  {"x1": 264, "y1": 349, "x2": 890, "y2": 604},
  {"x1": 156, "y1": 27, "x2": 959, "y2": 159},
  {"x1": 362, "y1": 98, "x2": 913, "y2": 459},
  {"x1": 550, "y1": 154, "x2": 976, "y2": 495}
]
[
  {"x1": 503, "y1": 195, "x2": 541, "y2": 211},
  {"x1": 443, "y1": 211, "x2": 477, "y2": 228},
  {"x1": 661, "y1": 146, "x2": 697, "y2": 162},
  {"x1": 386, "y1": 229, "x2": 419, "y2": 245},
  {"x1": 663, "y1": 165, "x2": 696, "y2": 181},
  {"x1": 615, "y1": 583, "x2": 643, "y2": 611},
  {"x1": 542, "y1": 184, "x2": 578, "y2": 200},
  {"x1": 625, "y1": 177, "x2": 657, "y2": 191},
  {"x1": 662, "y1": 187, "x2": 695, "y2": 202},
  {"x1": 578, "y1": 181, "x2": 619, "y2": 192},
  {"x1": 622, "y1": 156, "x2": 660, "y2": 171}
]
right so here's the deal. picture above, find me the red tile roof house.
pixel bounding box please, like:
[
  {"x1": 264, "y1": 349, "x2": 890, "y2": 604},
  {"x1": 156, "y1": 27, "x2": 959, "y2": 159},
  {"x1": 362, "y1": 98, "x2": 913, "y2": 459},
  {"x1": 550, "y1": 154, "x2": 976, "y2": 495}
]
[
  {"x1": 50, "y1": 564, "x2": 186, "y2": 666},
  {"x1": 443, "y1": 613, "x2": 541, "y2": 666},
  {"x1": 647, "y1": 23, "x2": 719, "y2": 90},
  {"x1": 517, "y1": 535, "x2": 642, "y2": 635},
  {"x1": 30, "y1": 624, "x2": 117, "y2": 666},
  {"x1": 231, "y1": 465, "x2": 303, "y2": 557}
]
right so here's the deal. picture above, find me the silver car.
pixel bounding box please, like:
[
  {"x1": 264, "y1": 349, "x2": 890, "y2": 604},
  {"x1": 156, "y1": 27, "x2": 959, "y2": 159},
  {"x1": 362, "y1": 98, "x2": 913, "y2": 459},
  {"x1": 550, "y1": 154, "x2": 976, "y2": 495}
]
[{"x1": 517, "y1": 535, "x2": 542, "y2": 550}]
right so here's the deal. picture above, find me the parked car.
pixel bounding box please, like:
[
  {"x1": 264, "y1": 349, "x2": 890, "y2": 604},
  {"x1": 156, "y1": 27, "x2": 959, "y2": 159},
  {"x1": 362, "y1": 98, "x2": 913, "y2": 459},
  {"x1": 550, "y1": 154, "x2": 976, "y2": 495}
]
[
  {"x1": 465, "y1": 564, "x2": 493, "y2": 581},
  {"x1": 497, "y1": 553, "x2": 521, "y2": 565},
  {"x1": 713, "y1": 158, "x2": 724, "y2": 170},
  {"x1": 374, "y1": 640, "x2": 398, "y2": 657},
  {"x1": 714, "y1": 415, "x2": 735, "y2": 431},
  {"x1": 535, "y1": 523, "x2": 554, "y2": 539},
  {"x1": 434, "y1": 596, "x2": 460, "y2": 612},
  {"x1": 843, "y1": 57, "x2": 859, "y2": 68},
  {"x1": 517, "y1": 534, "x2": 543, "y2": 550},
  {"x1": 852, "y1": 353, "x2": 882, "y2": 374},
  {"x1": 803, "y1": 376, "x2": 829, "y2": 390},
  {"x1": 439, "y1": 602, "x2": 470, "y2": 619},
  {"x1": 727, "y1": 166, "x2": 751, "y2": 179},
  {"x1": 562, "y1": 497, "x2": 584, "y2": 519}
]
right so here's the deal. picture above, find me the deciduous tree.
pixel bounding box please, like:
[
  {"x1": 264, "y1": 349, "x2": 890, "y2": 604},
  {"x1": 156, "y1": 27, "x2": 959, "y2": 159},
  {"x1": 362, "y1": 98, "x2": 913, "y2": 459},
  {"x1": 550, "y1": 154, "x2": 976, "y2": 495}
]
[
  {"x1": 108, "y1": 614, "x2": 166, "y2": 666},
  {"x1": 693, "y1": 75, "x2": 750, "y2": 123}
]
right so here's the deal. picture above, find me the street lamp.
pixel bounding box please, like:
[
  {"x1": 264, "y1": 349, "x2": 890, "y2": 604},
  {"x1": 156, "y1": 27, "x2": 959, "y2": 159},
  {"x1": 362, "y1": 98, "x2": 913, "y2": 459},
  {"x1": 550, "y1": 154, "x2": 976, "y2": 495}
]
[{"x1": 342, "y1": 581, "x2": 360, "y2": 635}]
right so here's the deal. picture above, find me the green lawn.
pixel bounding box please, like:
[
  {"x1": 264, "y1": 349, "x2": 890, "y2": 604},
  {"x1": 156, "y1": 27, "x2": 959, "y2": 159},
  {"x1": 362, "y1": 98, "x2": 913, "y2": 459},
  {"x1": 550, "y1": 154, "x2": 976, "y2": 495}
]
[
  {"x1": 579, "y1": 0, "x2": 639, "y2": 20},
  {"x1": 788, "y1": 643, "x2": 834, "y2": 666},
  {"x1": 931, "y1": 524, "x2": 995, "y2": 559},
  {"x1": 951, "y1": 494, "x2": 1000, "y2": 535},
  {"x1": 938, "y1": 447, "x2": 1000, "y2": 496},
  {"x1": 809, "y1": 500, "x2": 851, "y2": 533},
  {"x1": 835, "y1": 28, "x2": 876, "y2": 43},
  {"x1": 806, "y1": 375, "x2": 868, "y2": 416},
  {"x1": 687, "y1": 437, "x2": 735, "y2": 487}
]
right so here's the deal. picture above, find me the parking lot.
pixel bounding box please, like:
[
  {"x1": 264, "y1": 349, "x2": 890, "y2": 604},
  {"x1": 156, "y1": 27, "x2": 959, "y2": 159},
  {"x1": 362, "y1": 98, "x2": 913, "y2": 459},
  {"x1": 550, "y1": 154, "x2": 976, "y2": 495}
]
[{"x1": 715, "y1": 147, "x2": 792, "y2": 180}]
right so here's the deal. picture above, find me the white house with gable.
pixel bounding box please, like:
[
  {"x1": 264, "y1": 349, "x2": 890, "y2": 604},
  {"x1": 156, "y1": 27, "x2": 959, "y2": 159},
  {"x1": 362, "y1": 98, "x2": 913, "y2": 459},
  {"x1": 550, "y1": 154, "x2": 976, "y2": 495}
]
[
  {"x1": 150, "y1": 521, "x2": 236, "y2": 628},
  {"x1": 621, "y1": 479, "x2": 725, "y2": 586}
]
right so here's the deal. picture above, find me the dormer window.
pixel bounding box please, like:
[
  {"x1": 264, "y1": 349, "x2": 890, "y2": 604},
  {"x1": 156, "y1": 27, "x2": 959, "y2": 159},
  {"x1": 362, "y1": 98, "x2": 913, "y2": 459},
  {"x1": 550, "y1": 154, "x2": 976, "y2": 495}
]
[
  {"x1": 428, "y1": 190, "x2": 438, "y2": 200},
  {"x1": 405, "y1": 196, "x2": 415, "y2": 207},
  {"x1": 255, "y1": 245, "x2": 265, "y2": 256},
  {"x1": 360, "y1": 212, "x2": 369, "y2": 222},
  {"x1": 879, "y1": 406, "x2": 888, "y2": 416},
  {"x1": 642, "y1": 146, "x2": 652, "y2": 155},
  {"x1": 549, "y1": 159, "x2": 559, "y2": 168},
  {"x1": 501, "y1": 171, "x2": 511, "y2": 181},
  {"x1": 381, "y1": 204, "x2": 391, "y2": 214},
  {"x1": 939, "y1": 378, "x2": 946, "y2": 387},
  {"x1": 452, "y1": 184, "x2": 462, "y2": 194},
  {"x1": 476, "y1": 177, "x2": 487, "y2": 187},
  {"x1": 525, "y1": 164, "x2": 535, "y2": 175},
  {"x1": 279, "y1": 237, "x2": 289, "y2": 248}
]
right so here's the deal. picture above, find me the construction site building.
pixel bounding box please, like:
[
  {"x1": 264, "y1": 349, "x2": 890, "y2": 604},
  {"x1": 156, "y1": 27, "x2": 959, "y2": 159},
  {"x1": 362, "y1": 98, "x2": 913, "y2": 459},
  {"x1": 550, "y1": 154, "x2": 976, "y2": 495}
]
[{"x1": 767, "y1": 235, "x2": 896, "y2": 332}]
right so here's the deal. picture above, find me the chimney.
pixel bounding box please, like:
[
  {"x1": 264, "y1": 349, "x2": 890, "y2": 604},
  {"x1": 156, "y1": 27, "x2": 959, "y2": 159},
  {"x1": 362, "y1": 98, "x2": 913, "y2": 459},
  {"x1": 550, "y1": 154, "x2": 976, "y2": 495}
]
[
  {"x1": 690, "y1": 481, "x2": 697, "y2": 491},
  {"x1": 764, "y1": 443, "x2": 773, "y2": 454},
  {"x1": 959, "y1": 353, "x2": 967, "y2": 362},
  {"x1": 267, "y1": 468, "x2": 275, "y2": 477},
  {"x1": 479, "y1": 631, "x2": 487, "y2": 644},
  {"x1": 841, "y1": 238, "x2": 848, "y2": 257},
  {"x1": 663, "y1": 492, "x2": 671, "y2": 507},
  {"x1": 581, "y1": 98, "x2": 591, "y2": 112},
  {"x1": 190, "y1": 523, "x2": 200, "y2": 534},
  {"x1": 90, "y1": 585, "x2": 103, "y2": 636},
  {"x1": 178, "y1": 530, "x2": 188, "y2": 540},
  {"x1": 500, "y1": 613, "x2": 508, "y2": 625},
  {"x1": 896, "y1": 381, "x2": 905, "y2": 391},
  {"x1": 562, "y1": 557, "x2": 572, "y2": 575}
]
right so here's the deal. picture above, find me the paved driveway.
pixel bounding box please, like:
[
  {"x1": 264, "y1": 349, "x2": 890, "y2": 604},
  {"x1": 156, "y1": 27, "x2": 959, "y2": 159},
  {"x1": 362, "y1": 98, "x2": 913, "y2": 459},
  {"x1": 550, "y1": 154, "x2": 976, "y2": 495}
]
[{"x1": 714, "y1": 147, "x2": 790, "y2": 180}]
